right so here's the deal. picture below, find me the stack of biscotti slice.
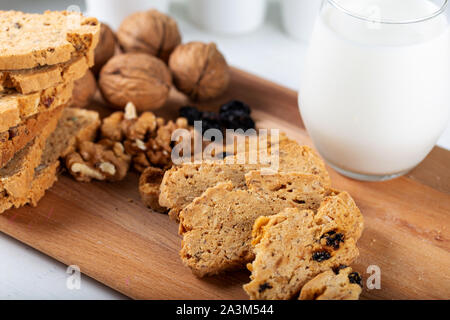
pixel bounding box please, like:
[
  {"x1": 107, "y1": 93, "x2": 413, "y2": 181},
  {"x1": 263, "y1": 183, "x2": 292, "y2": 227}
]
[
  {"x1": 0, "y1": 10, "x2": 100, "y2": 213},
  {"x1": 0, "y1": 105, "x2": 64, "y2": 213},
  {"x1": 0, "y1": 107, "x2": 100, "y2": 212}
]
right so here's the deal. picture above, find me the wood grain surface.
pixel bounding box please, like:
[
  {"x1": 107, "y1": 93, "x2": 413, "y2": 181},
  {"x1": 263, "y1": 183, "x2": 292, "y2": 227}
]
[{"x1": 0, "y1": 67, "x2": 449, "y2": 300}]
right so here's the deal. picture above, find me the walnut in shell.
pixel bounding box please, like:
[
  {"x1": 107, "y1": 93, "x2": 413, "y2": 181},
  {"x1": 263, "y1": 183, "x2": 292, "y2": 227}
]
[
  {"x1": 117, "y1": 10, "x2": 181, "y2": 62},
  {"x1": 69, "y1": 70, "x2": 97, "y2": 109},
  {"x1": 92, "y1": 23, "x2": 116, "y2": 76},
  {"x1": 99, "y1": 53, "x2": 172, "y2": 112},
  {"x1": 169, "y1": 42, "x2": 230, "y2": 101}
]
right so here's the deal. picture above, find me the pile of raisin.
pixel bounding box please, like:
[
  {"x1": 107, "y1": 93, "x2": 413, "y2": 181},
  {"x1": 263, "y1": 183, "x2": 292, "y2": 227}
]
[
  {"x1": 179, "y1": 100, "x2": 256, "y2": 134},
  {"x1": 219, "y1": 100, "x2": 255, "y2": 130}
]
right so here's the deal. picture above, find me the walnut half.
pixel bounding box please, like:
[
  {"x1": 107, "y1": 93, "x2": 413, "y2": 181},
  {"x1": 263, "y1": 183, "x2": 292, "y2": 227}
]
[{"x1": 66, "y1": 139, "x2": 131, "y2": 182}]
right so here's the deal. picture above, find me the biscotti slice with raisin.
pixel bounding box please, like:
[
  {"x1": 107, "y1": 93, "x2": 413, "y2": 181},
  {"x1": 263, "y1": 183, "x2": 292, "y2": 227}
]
[
  {"x1": 178, "y1": 172, "x2": 329, "y2": 277},
  {"x1": 0, "y1": 105, "x2": 63, "y2": 213},
  {"x1": 0, "y1": 81, "x2": 74, "y2": 132},
  {"x1": 0, "y1": 103, "x2": 72, "y2": 168},
  {"x1": 0, "y1": 54, "x2": 91, "y2": 94},
  {"x1": 26, "y1": 161, "x2": 60, "y2": 207},
  {"x1": 0, "y1": 10, "x2": 99, "y2": 70},
  {"x1": 160, "y1": 162, "x2": 259, "y2": 221},
  {"x1": 160, "y1": 136, "x2": 330, "y2": 221},
  {"x1": 0, "y1": 107, "x2": 101, "y2": 211},
  {"x1": 299, "y1": 267, "x2": 363, "y2": 300},
  {"x1": 243, "y1": 192, "x2": 364, "y2": 300},
  {"x1": 41, "y1": 107, "x2": 101, "y2": 161}
]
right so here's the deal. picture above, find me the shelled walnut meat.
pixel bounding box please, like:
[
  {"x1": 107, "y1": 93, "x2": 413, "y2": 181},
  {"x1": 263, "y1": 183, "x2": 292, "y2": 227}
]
[
  {"x1": 101, "y1": 102, "x2": 191, "y2": 172},
  {"x1": 169, "y1": 42, "x2": 230, "y2": 101},
  {"x1": 66, "y1": 140, "x2": 131, "y2": 182},
  {"x1": 99, "y1": 53, "x2": 172, "y2": 111},
  {"x1": 92, "y1": 23, "x2": 117, "y2": 76},
  {"x1": 117, "y1": 9, "x2": 181, "y2": 62},
  {"x1": 69, "y1": 70, "x2": 97, "y2": 109}
]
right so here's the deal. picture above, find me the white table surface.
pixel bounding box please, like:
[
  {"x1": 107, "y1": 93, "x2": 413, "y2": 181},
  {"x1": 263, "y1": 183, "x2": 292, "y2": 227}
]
[{"x1": 0, "y1": 0, "x2": 449, "y2": 300}]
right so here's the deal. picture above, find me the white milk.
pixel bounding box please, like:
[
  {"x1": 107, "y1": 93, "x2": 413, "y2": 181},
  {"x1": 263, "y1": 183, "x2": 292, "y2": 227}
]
[{"x1": 300, "y1": 0, "x2": 450, "y2": 178}]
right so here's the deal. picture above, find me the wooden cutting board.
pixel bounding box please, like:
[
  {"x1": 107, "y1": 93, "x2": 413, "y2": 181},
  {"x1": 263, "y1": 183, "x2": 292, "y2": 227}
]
[{"x1": 0, "y1": 68, "x2": 449, "y2": 300}]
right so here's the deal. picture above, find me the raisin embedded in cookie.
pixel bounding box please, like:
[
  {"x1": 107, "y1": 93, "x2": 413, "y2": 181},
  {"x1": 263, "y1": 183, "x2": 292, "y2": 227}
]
[
  {"x1": 299, "y1": 267, "x2": 363, "y2": 300},
  {"x1": 243, "y1": 191, "x2": 364, "y2": 300}
]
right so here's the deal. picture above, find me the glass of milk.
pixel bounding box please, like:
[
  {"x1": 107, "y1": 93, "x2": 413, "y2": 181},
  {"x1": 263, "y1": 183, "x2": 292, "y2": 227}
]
[{"x1": 299, "y1": 0, "x2": 450, "y2": 181}]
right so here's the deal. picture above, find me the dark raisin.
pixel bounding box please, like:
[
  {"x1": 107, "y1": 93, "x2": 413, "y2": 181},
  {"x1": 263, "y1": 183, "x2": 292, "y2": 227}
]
[
  {"x1": 348, "y1": 272, "x2": 363, "y2": 287},
  {"x1": 220, "y1": 100, "x2": 251, "y2": 116},
  {"x1": 199, "y1": 112, "x2": 222, "y2": 134},
  {"x1": 258, "y1": 283, "x2": 273, "y2": 293},
  {"x1": 332, "y1": 265, "x2": 348, "y2": 274},
  {"x1": 14, "y1": 22, "x2": 22, "y2": 29},
  {"x1": 312, "y1": 250, "x2": 331, "y2": 262},
  {"x1": 179, "y1": 106, "x2": 203, "y2": 125},
  {"x1": 8, "y1": 127, "x2": 19, "y2": 139},
  {"x1": 220, "y1": 113, "x2": 255, "y2": 131},
  {"x1": 42, "y1": 97, "x2": 54, "y2": 108},
  {"x1": 321, "y1": 231, "x2": 345, "y2": 250}
]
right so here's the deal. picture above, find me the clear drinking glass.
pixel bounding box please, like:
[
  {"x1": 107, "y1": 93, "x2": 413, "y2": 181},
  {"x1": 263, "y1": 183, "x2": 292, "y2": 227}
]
[{"x1": 299, "y1": 0, "x2": 450, "y2": 181}]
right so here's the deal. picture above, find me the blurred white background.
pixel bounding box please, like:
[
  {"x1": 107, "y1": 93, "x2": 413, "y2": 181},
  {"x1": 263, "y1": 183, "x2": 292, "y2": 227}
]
[{"x1": 0, "y1": 0, "x2": 449, "y2": 300}]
